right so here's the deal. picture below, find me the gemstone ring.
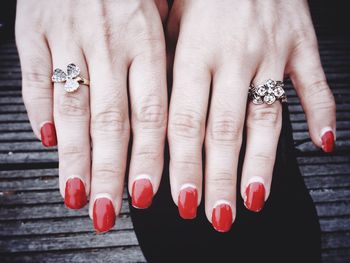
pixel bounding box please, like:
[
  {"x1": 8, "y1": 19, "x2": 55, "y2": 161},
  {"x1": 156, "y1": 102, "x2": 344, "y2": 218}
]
[
  {"x1": 51, "y1": 63, "x2": 89, "y2": 93},
  {"x1": 248, "y1": 79, "x2": 287, "y2": 105}
]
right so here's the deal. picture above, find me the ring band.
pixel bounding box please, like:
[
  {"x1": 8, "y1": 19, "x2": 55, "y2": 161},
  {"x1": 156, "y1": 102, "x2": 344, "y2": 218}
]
[
  {"x1": 52, "y1": 63, "x2": 89, "y2": 93},
  {"x1": 248, "y1": 79, "x2": 287, "y2": 105}
]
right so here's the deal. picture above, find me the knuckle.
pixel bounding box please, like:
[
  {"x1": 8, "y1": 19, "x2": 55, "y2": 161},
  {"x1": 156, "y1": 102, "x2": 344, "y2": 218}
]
[
  {"x1": 134, "y1": 96, "x2": 167, "y2": 130},
  {"x1": 208, "y1": 114, "x2": 242, "y2": 143},
  {"x1": 133, "y1": 149, "x2": 161, "y2": 162},
  {"x1": 91, "y1": 108, "x2": 129, "y2": 135},
  {"x1": 305, "y1": 80, "x2": 336, "y2": 111},
  {"x1": 172, "y1": 157, "x2": 201, "y2": 172},
  {"x1": 207, "y1": 172, "x2": 235, "y2": 191},
  {"x1": 58, "y1": 95, "x2": 89, "y2": 118},
  {"x1": 250, "y1": 153, "x2": 275, "y2": 170},
  {"x1": 59, "y1": 145, "x2": 89, "y2": 163},
  {"x1": 22, "y1": 71, "x2": 52, "y2": 105},
  {"x1": 169, "y1": 110, "x2": 204, "y2": 139},
  {"x1": 22, "y1": 71, "x2": 50, "y2": 87},
  {"x1": 93, "y1": 163, "x2": 123, "y2": 183},
  {"x1": 248, "y1": 105, "x2": 281, "y2": 128}
]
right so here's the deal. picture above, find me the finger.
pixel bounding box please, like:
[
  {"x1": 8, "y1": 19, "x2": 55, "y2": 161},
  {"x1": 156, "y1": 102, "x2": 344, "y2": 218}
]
[
  {"x1": 49, "y1": 37, "x2": 90, "y2": 210},
  {"x1": 167, "y1": 46, "x2": 211, "y2": 219},
  {"x1": 87, "y1": 51, "x2": 130, "y2": 233},
  {"x1": 128, "y1": 36, "x2": 167, "y2": 209},
  {"x1": 16, "y1": 22, "x2": 57, "y2": 147},
  {"x1": 241, "y1": 62, "x2": 285, "y2": 212},
  {"x1": 288, "y1": 35, "x2": 336, "y2": 153},
  {"x1": 205, "y1": 63, "x2": 251, "y2": 232}
]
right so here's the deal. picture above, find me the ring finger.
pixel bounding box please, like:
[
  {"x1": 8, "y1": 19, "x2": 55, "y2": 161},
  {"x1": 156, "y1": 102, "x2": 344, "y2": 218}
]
[
  {"x1": 49, "y1": 39, "x2": 91, "y2": 210},
  {"x1": 241, "y1": 60, "x2": 286, "y2": 212}
]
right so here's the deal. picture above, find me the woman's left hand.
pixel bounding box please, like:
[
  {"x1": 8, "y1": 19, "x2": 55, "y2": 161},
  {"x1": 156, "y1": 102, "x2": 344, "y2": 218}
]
[{"x1": 166, "y1": 0, "x2": 336, "y2": 232}]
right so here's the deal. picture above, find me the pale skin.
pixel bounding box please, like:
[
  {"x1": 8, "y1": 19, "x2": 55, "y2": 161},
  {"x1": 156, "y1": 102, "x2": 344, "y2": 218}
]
[{"x1": 16, "y1": 0, "x2": 335, "y2": 232}]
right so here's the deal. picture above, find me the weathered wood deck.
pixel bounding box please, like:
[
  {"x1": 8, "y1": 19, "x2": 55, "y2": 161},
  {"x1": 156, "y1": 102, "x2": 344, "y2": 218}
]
[{"x1": 1, "y1": 3, "x2": 350, "y2": 262}]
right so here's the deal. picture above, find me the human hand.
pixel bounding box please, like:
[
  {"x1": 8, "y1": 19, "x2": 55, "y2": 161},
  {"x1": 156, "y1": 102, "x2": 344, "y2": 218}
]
[
  {"x1": 16, "y1": 0, "x2": 168, "y2": 232},
  {"x1": 167, "y1": 0, "x2": 335, "y2": 231}
]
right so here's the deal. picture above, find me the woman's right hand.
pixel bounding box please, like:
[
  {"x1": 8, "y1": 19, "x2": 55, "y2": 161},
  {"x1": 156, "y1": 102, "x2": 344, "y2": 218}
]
[{"x1": 16, "y1": 0, "x2": 168, "y2": 233}]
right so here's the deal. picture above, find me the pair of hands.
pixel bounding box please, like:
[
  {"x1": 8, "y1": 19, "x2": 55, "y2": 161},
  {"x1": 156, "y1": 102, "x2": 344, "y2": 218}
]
[{"x1": 16, "y1": 0, "x2": 335, "y2": 233}]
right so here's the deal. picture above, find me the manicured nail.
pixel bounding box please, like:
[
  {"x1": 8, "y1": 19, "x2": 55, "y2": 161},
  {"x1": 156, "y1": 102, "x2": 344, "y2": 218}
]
[
  {"x1": 321, "y1": 130, "x2": 335, "y2": 153},
  {"x1": 93, "y1": 197, "x2": 116, "y2": 233},
  {"x1": 178, "y1": 185, "x2": 198, "y2": 219},
  {"x1": 64, "y1": 177, "x2": 87, "y2": 209},
  {"x1": 212, "y1": 202, "x2": 233, "y2": 232},
  {"x1": 132, "y1": 177, "x2": 153, "y2": 209},
  {"x1": 245, "y1": 182, "x2": 265, "y2": 212},
  {"x1": 40, "y1": 122, "x2": 57, "y2": 147}
]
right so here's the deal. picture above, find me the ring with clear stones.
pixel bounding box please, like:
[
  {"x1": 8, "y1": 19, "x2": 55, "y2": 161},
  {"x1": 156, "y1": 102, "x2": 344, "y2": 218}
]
[
  {"x1": 248, "y1": 79, "x2": 287, "y2": 105},
  {"x1": 51, "y1": 63, "x2": 89, "y2": 93}
]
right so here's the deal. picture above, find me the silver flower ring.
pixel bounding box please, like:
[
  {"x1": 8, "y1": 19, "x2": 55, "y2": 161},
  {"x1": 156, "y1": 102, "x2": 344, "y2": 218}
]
[
  {"x1": 248, "y1": 79, "x2": 287, "y2": 105},
  {"x1": 51, "y1": 63, "x2": 89, "y2": 93}
]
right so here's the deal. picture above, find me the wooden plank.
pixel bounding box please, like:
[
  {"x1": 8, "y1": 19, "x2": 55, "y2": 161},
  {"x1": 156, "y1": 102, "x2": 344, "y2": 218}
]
[
  {"x1": 322, "y1": 232, "x2": 350, "y2": 249},
  {"x1": 0, "y1": 131, "x2": 35, "y2": 140},
  {"x1": 310, "y1": 188, "x2": 350, "y2": 203},
  {"x1": 299, "y1": 163, "x2": 350, "y2": 177},
  {"x1": 322, "y1": 249, "x2": 350, "y2": 263},
  {"x1": 0, "y1": 214, "x2": 133, "y2": 236},
  {"x1": 304, "y1": 174, "x2": 350, "y2": 189},
  {"x1": 0, "y1": 113, "x2": 27, "y2": 122},
  {"x1": 0, "y1": 104, "x2": 26, "y2": 113},
  {"x1": 0, "y1": 122, "x2": 32, "y2": 131},
  {"x1": 0, "y1": 168, "x2": 58, "y2": 179},
  {"x1": 320, "y1": 217, "x2": 350, "y2": 232},
  {"x1": 316, "y1": 202, "x2": 350, "y2": 218},
  {"x1": 0, "y1": 152, "x2": 58, "y2": 164},
  {"x1": 0, "y1": 141, "x2": 51, "y2": 152},
  {"x1": 0, "y1": 202, "x2": 130, "y2": 221},
  {"x1": 0, "y1": 246, "x2": 146, "y2": 263},
  {"x1": 0, "y1": 96, "x2": 23, "y2": 104},
  {"x1": 0, "y1": 230, "x2": 139, "y2": 253},
  {"x1": 0, "y1": 177, "x2": 58, "y2": 191},
  {"x1": 297, "y1": 156, "x2": 350, "y2": 165}
]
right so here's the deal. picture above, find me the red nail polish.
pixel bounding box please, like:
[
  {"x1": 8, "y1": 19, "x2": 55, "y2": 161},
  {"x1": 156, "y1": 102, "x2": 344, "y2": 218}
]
[
  {"x1": 64, "y1": 178, "x2": 87, "y2": 209},
  {"x1": 132, "y1": 178, "x2": 153, "y2": 209},
  {"x1": 212, "y1": 203, "x2": 232, "y2": 232},
  {"x1": 40, "y1": 122, "x2": 57, "y2": 147},
  {"x1": 178, "y1": 187, "x2": 198, "y2": 219},
  {"x1": 93, "y1": 197, "x2": 116, "y2": 233},
  {"x1": 321, "y1": 130, "x2": 335, "y2": 153},
  {"x1": 245, "y1": 182, "x2": 265, "y2": 212}
]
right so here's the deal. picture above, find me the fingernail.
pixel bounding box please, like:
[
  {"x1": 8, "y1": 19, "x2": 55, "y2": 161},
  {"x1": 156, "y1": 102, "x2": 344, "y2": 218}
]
[
  {"x1": 245, "y1": 182, "x2": 265, "y2": 212},
  {"x1": 40, "y1": 122, "x2": 57, "y2": 147},
  {"x1": 321, "y1": 130, "x2": 335, "y2": 153},
  {"x1": 178, "y1": 185, "x2": 198, "y2": 219},
  {"x1": 64, "y1": 177, "x2": 87, "y2": 209},
  {"x1": 211, "y1": 202, "x2": 233, "y2": 232},
  {"x1": 93, "y1": 197, "x2": 116, "y2": 233},
  {"x1": 132, "y1": 177, "x2": 153, "y2": 209}
]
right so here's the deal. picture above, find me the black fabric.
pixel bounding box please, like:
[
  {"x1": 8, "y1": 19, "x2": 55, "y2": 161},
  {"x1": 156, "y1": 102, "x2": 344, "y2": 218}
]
[{"x1": 129, "y1": 104, "x2": 321, "y2": 263}]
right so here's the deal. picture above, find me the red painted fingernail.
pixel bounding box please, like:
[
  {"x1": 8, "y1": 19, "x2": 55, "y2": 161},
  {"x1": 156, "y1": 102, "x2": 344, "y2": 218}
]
[
  {"x1": 245, "y1": 182, "x2": 265, "y2": 212},
  {"x1": 40, "y1": 122, "x2": 57, "y2": 147},
  {"x1": 64, "y1": 177, "x2": 87, "y2": 209},
  {"x1": 132, "y1": 178, "x2": 153, "y2": 209},
  {"x1": 93, "y1": 197, "x2": 116, "y2": 233},
  {"x1": 178, "y1": 186, "x2": 198, "y2": 219},
  {"x1": 321, "y1": 130, "x2": 335, "y2": 153},
  {"x1": 212, "y1": 203, "x2": 233, "y2": 232}
]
